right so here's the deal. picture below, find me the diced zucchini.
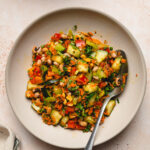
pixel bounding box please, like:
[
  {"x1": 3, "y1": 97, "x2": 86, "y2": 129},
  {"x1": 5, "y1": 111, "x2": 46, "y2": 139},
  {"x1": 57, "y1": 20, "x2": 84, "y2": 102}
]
[
  {"x1": 99, "y1": 90, "x2": 105, "y2": 98},
  {"x1": 27, "y1": 81, "x2": 44, "y2": 90},
  {"x1": 73, "y1": 97, "x2": 78, "y2": 105},
  {"x1": 87, "y1": 94, "x2": 96, "y2": 107},
  {"x1": 112, "y1": 57, "x2": 121, "y2": 71},
  {"x1": 86, "y1": 72, "x2": 93, "y2": 82},
  {"x1": 93, "y1": 68, "x2": 106, "y2": 79},
  {"x1": 41, "y1": 65, "x2": 48, "y2": 73},
  {"x1": 53, "y1": 86, "x2": 62, "y2": 94},
  {"x1": 86, "y1": 40, "x2": 98, "y2": 50},
  {"x1": 44, "y1": 97, "x2": 56, "y2": 103},
  {"x1": 31, "y1": 103, "x2": 40, "y2": 112},
  {"x1": 52, "y1": 55, "x2": 63, "y2": 64},
  {"x1": 50, "y1": 110, "x2": 62, "y2": 125},
  {"x1": 105, "y1": 100, "x2": 116, "y2": 116},
  {"x1": 60, "y1": 116, "x2": 69, "y2": 127},
  {"x1": 77, "y1": 60, "x2": 88, "y2": 73},
  {"x1": 95, "y1": 50, "x2": 108, "y2": 64},
  {"x1": 84, "y1": 116, "x2": 95, "y2": 124},
  {"x1": 55, "y1": 43, "x2": 65, "y2": 52},
  {"x1": 41, "y1": 65, "x2": 48, "y2": 80},
  {"x1": 52, "y1": 65, "x2": 60, "y2": 74},
  {"x1": 98, "y1": 43, "x2": 109, "y2": 49},
  {"x1": 84, "y1": 82, "x2": 98, "y2": 93},
  {"x1": 67, "y1": 44, "x2": 80, "y2": 58}
]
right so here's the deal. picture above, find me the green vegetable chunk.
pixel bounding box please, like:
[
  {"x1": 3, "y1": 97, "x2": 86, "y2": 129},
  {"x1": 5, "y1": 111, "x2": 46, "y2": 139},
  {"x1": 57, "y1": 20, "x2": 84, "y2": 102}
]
[
  {"x1": 44, "y1": 97, "x2": 56, "y2": 103},
  {"x1": 84, "y1": 116, "x2": 95, "y2": 124},
  {"x1": 53, "y1": 86, "x2": 62, "y2": 94},
  {"x1": 51, "y1": 110, "x2": 62, "y2": 125},
  {"x1": 55, "y1": 43, "x2": 65, "y2": 52},
  {"x1": 95, "y1": 50, "x2": 108, "y2": 64},
  {"x1": 87, "y1": 94, "x2": 96, "y2": 107},
  {"x1": 84, "y1": 82, "x2": 98, "y2": 93},
  {"x1": 60, "y1": 116, "x2": 69, "y2": 127},
  {"x1": 86, "y1": 40, "x2": 98, "y2": 50},
  {"x1": 105, "y1": 100, "x2": 116, "y2": 116},
  {"x1": 52, "y1": 55, "x2": 63, "y2": 64},
  {"x1": 67, "y1": 45, "x2": 80, "y2": 57},
  {"x1": 112, "y1": 57, "x2": 121, "y2": 71},
  {"x1": 77, "y1": 60, "x2": 88, "y2": 73},
  {"x1": 93, "y1": 67, "x2": 106, "y2": 79}
]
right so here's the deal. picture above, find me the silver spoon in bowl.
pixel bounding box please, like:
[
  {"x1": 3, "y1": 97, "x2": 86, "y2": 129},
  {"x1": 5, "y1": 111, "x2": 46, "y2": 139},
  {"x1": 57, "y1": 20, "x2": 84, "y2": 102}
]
[{"x1": 85, "y1": 50, "x2": 128, "y2": 150}]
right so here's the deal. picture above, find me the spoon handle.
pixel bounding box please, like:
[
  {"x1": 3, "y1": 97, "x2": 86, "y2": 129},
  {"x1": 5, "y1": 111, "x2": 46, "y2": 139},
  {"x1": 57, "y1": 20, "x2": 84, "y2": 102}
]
[{"x1": 85, "y1": 96, "x2": 112, "y2": 150}]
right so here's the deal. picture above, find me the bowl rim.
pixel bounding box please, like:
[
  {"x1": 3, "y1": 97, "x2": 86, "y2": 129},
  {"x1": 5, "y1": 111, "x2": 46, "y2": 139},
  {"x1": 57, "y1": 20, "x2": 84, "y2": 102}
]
[{"x1": 5, "y1": 7, "x2": 147, "y2": 149}]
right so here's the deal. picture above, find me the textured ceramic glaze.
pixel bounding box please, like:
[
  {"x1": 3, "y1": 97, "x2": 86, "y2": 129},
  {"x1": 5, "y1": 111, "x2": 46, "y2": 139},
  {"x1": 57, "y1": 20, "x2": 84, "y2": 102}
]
[{"x1": 5, "y1": 8, "x2": 146, "y2": 149}]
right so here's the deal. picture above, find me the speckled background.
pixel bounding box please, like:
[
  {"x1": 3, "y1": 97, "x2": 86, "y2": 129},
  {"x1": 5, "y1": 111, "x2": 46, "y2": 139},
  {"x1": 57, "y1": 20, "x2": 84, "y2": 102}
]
[{"x1": 0, "y1": 0, "x2": 150, "y2": 150}]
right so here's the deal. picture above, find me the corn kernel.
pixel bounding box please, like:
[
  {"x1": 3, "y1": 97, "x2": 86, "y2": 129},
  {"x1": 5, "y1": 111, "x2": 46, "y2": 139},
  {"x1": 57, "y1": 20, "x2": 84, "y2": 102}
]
[
  {"x1": 81, "y1": 54, "x2": 86, "y2": 59},
  {"x1": 84, "y1": 58, "x2": 91, "y2": 62},
  {"x1": 63, "y1": 99, "x2": 67, "y2": 105},
  {"x1": 66, "y1": 95, "x2": 72, "y2": 101},
  {"x1": 90, "y1": 63, "x2": 94, "y2": 67},
  {"x1": 62, "y1": 93, "x2": 65, "y2": 97}
]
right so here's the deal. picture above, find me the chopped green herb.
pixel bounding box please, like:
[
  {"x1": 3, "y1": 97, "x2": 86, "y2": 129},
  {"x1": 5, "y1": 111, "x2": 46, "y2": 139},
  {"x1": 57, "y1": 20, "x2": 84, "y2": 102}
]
[
  {"x1": 83, "y1": 124, "x2": 91, "y2": 132},
  {"x1": 64, "y1": 56, "x2": 71, "y2": 65},
  {"x1": 85, "y1": 45, "x2": 93, "y2": 56},
  {"x1": 73, "y1": 25, "x2": 77, "y2": 31},
  {"x1": 104, "y1": 46, "x2": 108, "y2": 50},
  {"x1": 41, "y1": 44, "x2": 45, "y2": 48},
  {"x1": 110, "y1": 47, "x2": 113, "y2": 50},
  {"x1": 116, "y1": 98, "x2": 120, "y2": 104},
  {"x1": 76, "y1": 103, "x2": 84, "y2": 110},
  {"x1": 47, "y1": 50, "x2": 52, "y2": 56}
]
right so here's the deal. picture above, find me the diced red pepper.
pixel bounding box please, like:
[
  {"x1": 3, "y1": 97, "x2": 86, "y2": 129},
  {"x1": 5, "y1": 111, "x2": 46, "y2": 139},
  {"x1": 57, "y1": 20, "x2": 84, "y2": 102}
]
[
  {"x1": 99, "y1": 82, "x2": 107, "y2": 89},
  {"x1": 105, "y1": 48, "x2": 110, "y2": 53},
  {"x1": 67, "y1": 120, "x2": 76, "y2": 129},
  {"x1": 33, "y1": 67, "x2": 41, "y2": 76},
  {"x1": 35, "y1": 55, "x2": 41, "y2": 61},
  {"x1": 76, "y1": 75, "x2": 88, "y2": 85},
  {"x1": 70, "y1": 67, "x2": 77, "y2": 75},
  {"x1": 51, "y1": 33, "x2": 61, "y2": 41},
  {"x1": 75, "y1": 40, "x2": 86, "y2": 48}
]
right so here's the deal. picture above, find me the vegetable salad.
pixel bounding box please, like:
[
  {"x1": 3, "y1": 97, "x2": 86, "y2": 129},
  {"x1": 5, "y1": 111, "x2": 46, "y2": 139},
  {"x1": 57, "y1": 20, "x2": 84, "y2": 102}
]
[{"x1": 26, "y1": 29, "x2": 127, "y2": 132}]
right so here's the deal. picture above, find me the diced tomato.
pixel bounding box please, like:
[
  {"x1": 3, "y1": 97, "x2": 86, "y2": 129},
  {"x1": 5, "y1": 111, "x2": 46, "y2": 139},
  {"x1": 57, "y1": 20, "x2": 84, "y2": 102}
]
[
  {"x1": 95, "y1": 101, "x2": 103, "y2": 107},
  {"x1": 33, "y1": 67, "x2": 41, "y2": 76},
  {"x1": 67, "y1": 120, "x2": 76, "y2": 129},
  {"x1": 99, "y1": 82, "x2": 107, "y2": 89},
  {"x1": 105, "y1": 48, "x2": 110, "y2": 53},
  {"x1": 35, "y1": 55, "x2": 41, "y2": 61},
  {"x1": 75, "y1": 40, "x2": 86, "y2": 48},
  {"x1": 51, "y1": 33, "x2": 61, "y2": 41},
  {"x1": 70, "y1": 67, "x2": 77, "y2": 75},
  {"x1": 30, "y1": 77, "x2": 36, "y2": 84},
  {"x1": 76, "y1": 75, "x2": 88, "y2": 85}
]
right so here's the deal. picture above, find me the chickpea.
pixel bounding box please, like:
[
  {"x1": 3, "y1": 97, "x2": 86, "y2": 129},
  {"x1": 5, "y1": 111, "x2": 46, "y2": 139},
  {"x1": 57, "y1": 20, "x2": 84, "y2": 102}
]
[
  {"x1": 79, "y1": 121, "x2": 87, "y2": 127},
  {"x1": 92, "y1": 66, "x2": 99, "y2": 72}
]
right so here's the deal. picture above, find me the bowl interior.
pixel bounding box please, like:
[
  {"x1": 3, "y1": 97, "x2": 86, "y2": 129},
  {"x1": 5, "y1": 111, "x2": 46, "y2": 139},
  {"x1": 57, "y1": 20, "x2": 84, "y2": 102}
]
[{"x1": 6, "y1": 8, "x2": 146, "y2": 149}]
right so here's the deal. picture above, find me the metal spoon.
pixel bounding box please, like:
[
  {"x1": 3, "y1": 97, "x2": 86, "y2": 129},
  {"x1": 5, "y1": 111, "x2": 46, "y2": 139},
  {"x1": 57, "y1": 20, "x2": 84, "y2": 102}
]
[{"x1": 85, "y1": 50, "x2": 128, "y2": 150}]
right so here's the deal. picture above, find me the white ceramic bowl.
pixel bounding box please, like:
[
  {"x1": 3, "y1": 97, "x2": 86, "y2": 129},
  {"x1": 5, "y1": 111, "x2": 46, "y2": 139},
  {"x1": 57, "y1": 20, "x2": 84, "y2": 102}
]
[{"x1": 5, "y1": 8, "x2": 146, "y2": 149}]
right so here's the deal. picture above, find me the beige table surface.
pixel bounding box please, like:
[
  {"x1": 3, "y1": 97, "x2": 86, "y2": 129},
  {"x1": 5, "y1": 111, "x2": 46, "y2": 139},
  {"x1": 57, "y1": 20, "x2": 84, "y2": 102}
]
[{"x1": 0, "y1": 0, "x2": 150, "y2": 150}]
